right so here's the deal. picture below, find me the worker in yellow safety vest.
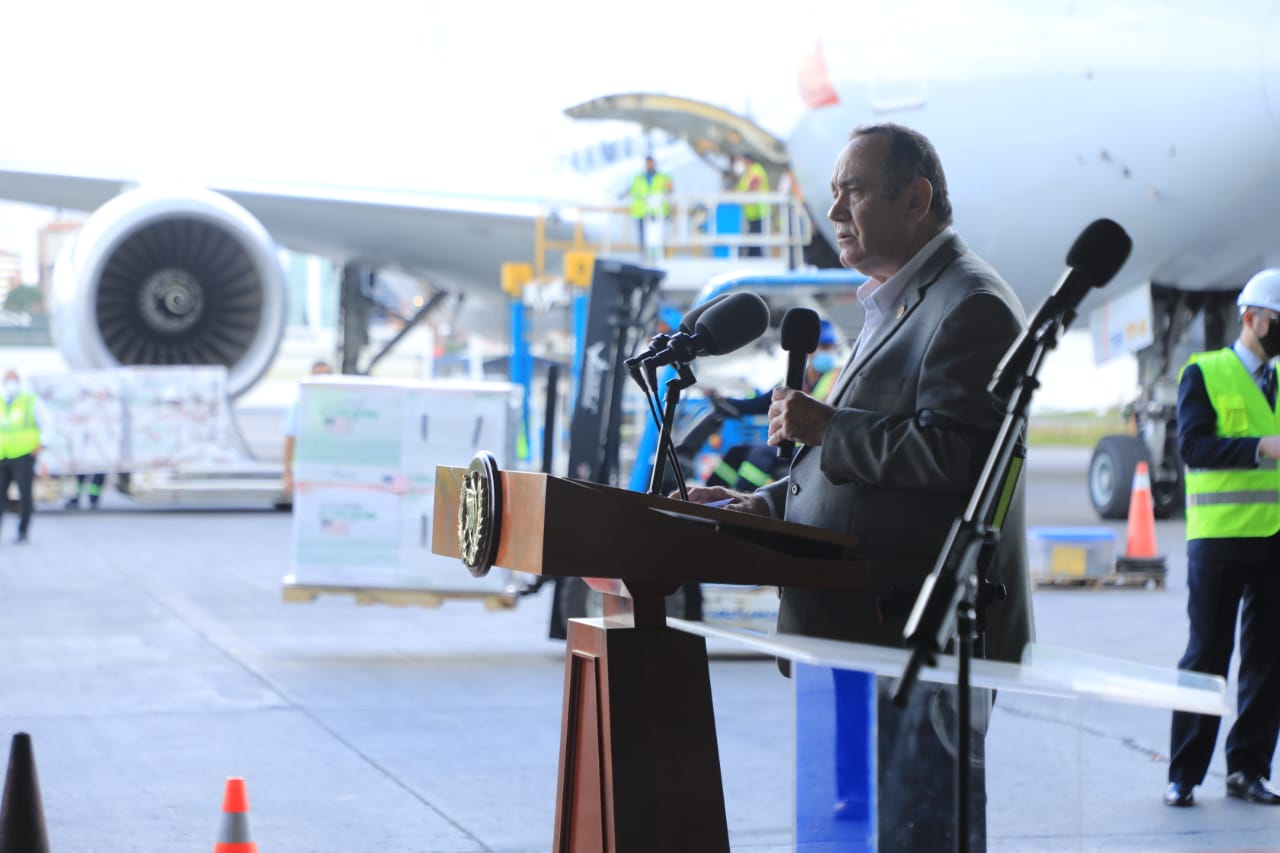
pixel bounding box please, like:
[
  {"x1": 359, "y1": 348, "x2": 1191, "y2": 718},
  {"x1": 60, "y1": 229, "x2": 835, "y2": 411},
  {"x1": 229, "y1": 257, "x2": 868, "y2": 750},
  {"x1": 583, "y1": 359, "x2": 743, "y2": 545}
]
[
  {"x1": 1, "y1": 369, "x2": 44, "y2": 544},
  {"x1": 732, "y1": 154, "x2": 770, "y2": 257},
  {"x1": 620, "y1": 156, "x2": 674, "y2": 255},
  {"x1": 1164, "y1": 268, "x2": 1280, "y2": 808}
]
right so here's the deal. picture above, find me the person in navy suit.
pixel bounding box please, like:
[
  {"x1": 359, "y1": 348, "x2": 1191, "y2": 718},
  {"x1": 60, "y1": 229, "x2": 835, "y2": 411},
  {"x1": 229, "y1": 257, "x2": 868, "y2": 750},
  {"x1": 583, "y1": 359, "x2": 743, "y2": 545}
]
[{"x1": 1164, "y1": 268, "x2": 1280, "y2": 807}]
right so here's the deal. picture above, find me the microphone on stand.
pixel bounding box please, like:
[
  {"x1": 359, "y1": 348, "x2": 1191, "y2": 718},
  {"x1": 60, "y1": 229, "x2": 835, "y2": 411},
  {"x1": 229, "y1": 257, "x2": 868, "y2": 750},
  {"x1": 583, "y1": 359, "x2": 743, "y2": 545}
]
[
  {"x1": 641, "y1": 291, "x2": 771, "y2": 496},
  {"x1": 897, "y1": 217, "x2": 1132, "y2": 704},
  {"x1": 624, "y1": 295, "x2": 733, "y2": 390},
  {"x1": 678, "y1": 293, "x2": 731, "y2": 334},
  {"x1": 990, "y1": 218, "x2": 1132, "y2": 403},
  {"x1": 626, "y1": 333, "x2": 670, "y2": 371},
  {"x1": 642, "y1": 291, "x2": 770, "y2": 369},
  {"x1": 776, "y1": 308, "x2": 822, "y2": 459}
]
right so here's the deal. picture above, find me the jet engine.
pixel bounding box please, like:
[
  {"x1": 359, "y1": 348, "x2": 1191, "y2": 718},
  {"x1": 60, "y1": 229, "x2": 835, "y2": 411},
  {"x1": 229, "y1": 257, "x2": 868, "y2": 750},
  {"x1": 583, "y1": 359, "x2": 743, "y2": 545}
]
[{"x1": 51, "y1": 187, "x2": 288, "y2": 398}]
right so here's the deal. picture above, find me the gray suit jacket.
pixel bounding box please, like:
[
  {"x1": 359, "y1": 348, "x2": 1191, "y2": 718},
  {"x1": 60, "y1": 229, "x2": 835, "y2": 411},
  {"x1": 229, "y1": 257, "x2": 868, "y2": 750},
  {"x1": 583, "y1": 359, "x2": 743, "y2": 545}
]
[{"x1": 759, "y1": 234, "x2": 1034, "y2": 663}]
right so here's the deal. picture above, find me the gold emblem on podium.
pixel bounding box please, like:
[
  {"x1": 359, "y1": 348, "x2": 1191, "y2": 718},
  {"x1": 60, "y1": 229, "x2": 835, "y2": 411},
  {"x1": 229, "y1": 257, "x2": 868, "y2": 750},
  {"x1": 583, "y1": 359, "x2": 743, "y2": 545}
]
[{"x1": 458, "y1": 451, "x2": 503, "y2": 577}]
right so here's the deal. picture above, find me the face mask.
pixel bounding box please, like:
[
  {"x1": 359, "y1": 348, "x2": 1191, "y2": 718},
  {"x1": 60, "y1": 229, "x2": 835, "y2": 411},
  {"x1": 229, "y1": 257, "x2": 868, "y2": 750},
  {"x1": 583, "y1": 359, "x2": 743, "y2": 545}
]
[
  {"x1": 733, "y1": 160, "x2": 746, "y2": 176},
  {"x1": 811, "y1": 353, "x2": 839, "y2": 374},
  {"x1": 2, "y1": 380, "x2": 17, "y2": 397},
  {"x1": 1262, "y1": 318, "x2": 1280, "y2": 358}
]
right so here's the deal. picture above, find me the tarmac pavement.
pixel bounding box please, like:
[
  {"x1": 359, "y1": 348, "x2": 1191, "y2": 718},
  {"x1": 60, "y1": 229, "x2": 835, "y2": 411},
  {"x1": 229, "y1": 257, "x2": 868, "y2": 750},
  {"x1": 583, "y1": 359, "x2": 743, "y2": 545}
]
[{"x1": 0, "y1": 447, "x2": 1277, "y2": 851}]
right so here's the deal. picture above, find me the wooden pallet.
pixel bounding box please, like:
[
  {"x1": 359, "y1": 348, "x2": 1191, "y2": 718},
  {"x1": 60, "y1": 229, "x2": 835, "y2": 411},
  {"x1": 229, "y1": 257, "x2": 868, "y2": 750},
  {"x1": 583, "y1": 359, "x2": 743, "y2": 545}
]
[
  {"x1": 1034, "y1": 571, "x2": 1166, "y2": 591},
  {"x1": 281, "y1": 581, "x2": 519, "y2": 610}
]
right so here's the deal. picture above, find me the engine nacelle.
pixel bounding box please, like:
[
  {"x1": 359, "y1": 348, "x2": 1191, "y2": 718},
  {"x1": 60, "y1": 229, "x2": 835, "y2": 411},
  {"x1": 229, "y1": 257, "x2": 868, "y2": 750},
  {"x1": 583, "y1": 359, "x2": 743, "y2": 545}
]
[{"x1": 51, "y1": 187, "x2": 288, "y2": 398}]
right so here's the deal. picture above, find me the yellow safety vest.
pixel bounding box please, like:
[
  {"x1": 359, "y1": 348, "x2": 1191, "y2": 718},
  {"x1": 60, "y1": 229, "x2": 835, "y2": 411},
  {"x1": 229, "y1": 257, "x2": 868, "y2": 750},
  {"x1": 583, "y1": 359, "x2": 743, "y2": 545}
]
[
  {"x1": 711, "y1": 455, "x2": 774, "y2": 490},
  {"x1": 812, "y1": 369, "x2": 837, "y2": 402},
  {"x1": 0, "y1": 392, "x2": 40, "y2": 459},
  {"x1": 1182, "y1": 348, "x2": 1280, "y2": 540},
  {"x1": 736, "y1": 163, "x2": 770, "y2": 222},
  {"x1": 629, "y1": 172, "x2": 673, "y2": 219}
]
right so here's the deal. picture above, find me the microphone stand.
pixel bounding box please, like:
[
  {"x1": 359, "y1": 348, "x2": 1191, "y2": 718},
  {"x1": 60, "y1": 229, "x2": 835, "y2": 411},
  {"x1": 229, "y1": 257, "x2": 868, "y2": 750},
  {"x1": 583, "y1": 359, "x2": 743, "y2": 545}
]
[
  {"x1": 626, "y1": 341, "x2": 690, "y2": 501},
  {"x1": 892, "y1": 302, "x2": 1074, "y2": 853},
  {"x1": 647, "y1": 361, "x2": 696, "y2": 496}
]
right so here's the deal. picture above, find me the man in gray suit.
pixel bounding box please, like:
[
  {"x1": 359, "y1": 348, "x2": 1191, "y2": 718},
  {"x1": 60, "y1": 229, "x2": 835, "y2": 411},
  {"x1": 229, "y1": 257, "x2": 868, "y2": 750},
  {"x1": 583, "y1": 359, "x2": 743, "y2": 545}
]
[{"x1": 687, "y1": 123, "x2": 1034, "y2": 850}]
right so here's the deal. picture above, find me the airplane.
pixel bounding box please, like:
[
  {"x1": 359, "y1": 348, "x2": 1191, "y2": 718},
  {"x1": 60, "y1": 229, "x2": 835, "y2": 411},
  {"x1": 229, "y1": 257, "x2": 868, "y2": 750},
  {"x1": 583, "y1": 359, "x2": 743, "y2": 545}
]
[{"x1": 1, "y1": 0, "x2": 1278, "y2": 519}]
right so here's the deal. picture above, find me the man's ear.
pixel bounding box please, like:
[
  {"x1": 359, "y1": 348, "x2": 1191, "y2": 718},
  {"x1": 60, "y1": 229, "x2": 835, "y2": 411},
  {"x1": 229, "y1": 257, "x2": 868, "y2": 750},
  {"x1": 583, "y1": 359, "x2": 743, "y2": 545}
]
[{"x1": 906, "y1": 177, "x2": 933, "y2": 222}]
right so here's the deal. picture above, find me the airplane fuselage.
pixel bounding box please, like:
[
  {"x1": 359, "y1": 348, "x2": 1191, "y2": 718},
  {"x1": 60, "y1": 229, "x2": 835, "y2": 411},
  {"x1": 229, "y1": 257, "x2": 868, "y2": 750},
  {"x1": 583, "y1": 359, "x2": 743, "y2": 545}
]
[{"x1": 782, "y1": 0, "x2": 1280, "y2": 310}]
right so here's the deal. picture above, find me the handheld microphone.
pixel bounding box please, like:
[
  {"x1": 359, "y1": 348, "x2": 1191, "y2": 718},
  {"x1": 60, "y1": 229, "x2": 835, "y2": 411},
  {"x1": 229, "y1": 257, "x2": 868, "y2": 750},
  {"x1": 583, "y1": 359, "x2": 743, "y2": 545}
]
[
  {"x1": 777, "y1": 308, "x2": 822, "y2": 458},
  {"x1": 644, "y1": 291, "x2": 770, "y2": 368},
  {"x1": 990, "y1": 218, "x2": 1132, "y2": 403}
]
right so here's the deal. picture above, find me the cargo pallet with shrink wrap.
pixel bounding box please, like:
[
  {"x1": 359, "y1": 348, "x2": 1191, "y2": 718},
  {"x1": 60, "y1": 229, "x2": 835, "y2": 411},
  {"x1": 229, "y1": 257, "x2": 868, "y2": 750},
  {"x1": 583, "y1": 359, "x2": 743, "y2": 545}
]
[{"x1": 283, "y1": 377, "x2": 521, "y2": 606}]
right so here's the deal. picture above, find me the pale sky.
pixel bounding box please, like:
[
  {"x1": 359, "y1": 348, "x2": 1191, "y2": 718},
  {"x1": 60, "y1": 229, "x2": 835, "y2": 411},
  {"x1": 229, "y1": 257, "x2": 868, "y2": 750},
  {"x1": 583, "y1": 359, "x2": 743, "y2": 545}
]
[
  {"x1": 1, "y1": 0, "x2": 809, "y2": 189},
  {"x1": 0, "y1": 0, "x2": 1141, "y2": 411},
  {"x1": 0, "y1": 0, "x2": 812, "y2": 268}
]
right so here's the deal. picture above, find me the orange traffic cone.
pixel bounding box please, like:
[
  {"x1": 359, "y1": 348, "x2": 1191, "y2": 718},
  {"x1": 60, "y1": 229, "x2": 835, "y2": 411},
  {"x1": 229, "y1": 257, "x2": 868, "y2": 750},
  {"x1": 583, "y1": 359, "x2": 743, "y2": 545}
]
[
  {"x1": 1116, "y1": 461, "x2": 1166, "y2": 574},
  {"x1": 0, "y1": 733, "x2": 50, "y2": 853},
  {"x1": 213, "y1": 777, "x2": 258, "y2": 853}
]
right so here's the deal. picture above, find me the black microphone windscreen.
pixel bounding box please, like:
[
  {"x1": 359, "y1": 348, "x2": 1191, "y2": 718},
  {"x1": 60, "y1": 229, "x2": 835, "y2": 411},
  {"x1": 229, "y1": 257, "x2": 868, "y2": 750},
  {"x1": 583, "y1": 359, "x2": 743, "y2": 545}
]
[
  {"x1": 780, "y1": 307, "x2": 821, "y2": 353},
  {"x1": 679, "y1": 294, "x2": 731, "y2": 335},
  {"x1": 1065, "y1": 218, "x2": 1132, "y2": 288},
  {"x1": 694, "y1": 292, "x2": 770, "y2": 356}
]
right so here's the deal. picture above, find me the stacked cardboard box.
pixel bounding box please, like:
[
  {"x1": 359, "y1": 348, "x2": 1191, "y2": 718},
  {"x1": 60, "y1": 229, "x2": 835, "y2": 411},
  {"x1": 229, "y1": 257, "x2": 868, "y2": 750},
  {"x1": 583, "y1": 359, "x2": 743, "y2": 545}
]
[{"x1": 289, "y1": 377, "x2": 519, "y2": 595}]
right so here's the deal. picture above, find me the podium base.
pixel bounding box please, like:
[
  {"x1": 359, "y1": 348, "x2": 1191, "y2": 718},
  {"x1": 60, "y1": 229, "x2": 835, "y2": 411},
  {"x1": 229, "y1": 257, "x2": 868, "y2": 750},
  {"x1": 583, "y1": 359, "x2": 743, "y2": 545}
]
[{"x1": 554, "y1": 617, "x2": 729, "y2": 853}]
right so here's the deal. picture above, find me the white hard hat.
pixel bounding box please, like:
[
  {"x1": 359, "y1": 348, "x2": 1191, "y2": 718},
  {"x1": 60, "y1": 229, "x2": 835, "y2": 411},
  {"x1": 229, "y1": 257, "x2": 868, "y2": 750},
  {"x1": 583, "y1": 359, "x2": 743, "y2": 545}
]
[{"x1": 1237, "y1": 269, "x2": 1280, "y2": 314}]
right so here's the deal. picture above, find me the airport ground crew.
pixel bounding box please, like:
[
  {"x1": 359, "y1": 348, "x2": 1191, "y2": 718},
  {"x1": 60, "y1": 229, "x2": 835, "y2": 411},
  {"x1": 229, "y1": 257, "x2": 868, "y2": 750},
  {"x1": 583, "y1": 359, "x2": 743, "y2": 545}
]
[
  {"x1": 733, "y1": 154, "x2": 770, "y2": 257},
  {"x1": 65, "y1": 473, "x2": 106, "y2": 509},
  {"x1": 0, "y1": 369, "x2": 44, "y2": 544},
  {"x1": 1165, "y1": 269, "x2": 1280, "y2": 808},
  {"x1": 707, "y1": 442, "x2": 779, "y2": 491},
  {"x1": 620, "y1": 156, "x2": 673, "y2": 256}
]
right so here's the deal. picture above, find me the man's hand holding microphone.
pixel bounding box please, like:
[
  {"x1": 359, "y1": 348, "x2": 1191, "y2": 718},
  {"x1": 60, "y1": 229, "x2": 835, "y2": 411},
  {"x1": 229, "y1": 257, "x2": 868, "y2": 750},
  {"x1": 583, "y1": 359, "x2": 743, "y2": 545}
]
[{"x1": 684, "y1": 308, "x2": 837, "y2": 514}]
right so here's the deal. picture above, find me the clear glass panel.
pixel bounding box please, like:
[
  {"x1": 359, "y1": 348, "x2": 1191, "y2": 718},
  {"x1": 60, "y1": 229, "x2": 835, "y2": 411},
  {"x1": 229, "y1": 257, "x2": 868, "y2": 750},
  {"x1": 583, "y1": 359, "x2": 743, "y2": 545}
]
[{"x1": 675, "y1": 620, "x2": 1232, "y2": 852}]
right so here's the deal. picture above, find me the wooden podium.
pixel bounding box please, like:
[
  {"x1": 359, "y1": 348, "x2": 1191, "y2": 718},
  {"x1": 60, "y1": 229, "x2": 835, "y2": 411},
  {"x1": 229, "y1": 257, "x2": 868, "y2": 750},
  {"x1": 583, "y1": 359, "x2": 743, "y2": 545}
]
[{"x1": 434, "y1": 464, "x2": 866, "y2": 852}]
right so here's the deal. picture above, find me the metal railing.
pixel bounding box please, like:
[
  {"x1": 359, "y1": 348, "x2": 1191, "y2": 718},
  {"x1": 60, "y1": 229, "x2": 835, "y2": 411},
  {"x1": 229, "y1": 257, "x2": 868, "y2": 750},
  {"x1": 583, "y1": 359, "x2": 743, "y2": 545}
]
[{"x1": 534, "y1": 192, "x2": 813, "y2": 279}]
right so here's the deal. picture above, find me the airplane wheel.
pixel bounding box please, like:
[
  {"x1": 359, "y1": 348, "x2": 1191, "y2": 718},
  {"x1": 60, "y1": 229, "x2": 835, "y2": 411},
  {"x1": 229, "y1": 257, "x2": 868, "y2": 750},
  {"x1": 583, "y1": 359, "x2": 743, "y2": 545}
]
[{"x1": 1089, "y1": 434, "x2": 1144, "y2": 519}]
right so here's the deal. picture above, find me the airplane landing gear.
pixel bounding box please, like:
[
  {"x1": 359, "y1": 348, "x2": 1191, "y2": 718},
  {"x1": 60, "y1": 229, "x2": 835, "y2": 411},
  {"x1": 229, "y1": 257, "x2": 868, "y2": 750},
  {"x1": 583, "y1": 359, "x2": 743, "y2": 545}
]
[{"x1": 1089, "y1": 434, "x2": 1143, "y2": 520}]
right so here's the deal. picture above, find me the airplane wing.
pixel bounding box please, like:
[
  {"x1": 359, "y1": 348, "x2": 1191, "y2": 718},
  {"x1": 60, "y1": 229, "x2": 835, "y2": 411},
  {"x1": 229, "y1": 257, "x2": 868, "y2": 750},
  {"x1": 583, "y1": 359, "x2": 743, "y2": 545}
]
[
  {"x1": 0, "y1": 164, "x2": 574, "y2": 290},
  {"x1": 0, "y1": 163, "x2": 582, "y2": 396}
]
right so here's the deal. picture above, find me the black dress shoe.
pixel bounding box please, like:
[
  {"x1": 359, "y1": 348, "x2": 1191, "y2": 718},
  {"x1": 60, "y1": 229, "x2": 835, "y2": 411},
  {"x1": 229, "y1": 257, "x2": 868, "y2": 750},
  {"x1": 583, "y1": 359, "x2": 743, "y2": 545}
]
[
  {"x1": 1226, "y1": 771, "x2": 1280, "y2": 804},
  {"x1": 1164, "y1": 781, "x2": 1195, "y2": 807}
]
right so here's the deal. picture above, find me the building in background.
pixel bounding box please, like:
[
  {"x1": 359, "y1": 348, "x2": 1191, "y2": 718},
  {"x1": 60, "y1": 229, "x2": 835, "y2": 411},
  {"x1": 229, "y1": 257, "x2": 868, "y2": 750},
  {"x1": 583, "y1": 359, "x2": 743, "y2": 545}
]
[
  {"x1": 38, "y1": 220, "x2": 83, "y2": 300},
  {"x1": 0, "y1": 244, "x2": 49, "y2": 345},
  {"x1": 0, "y1": 249, "x2": 20, "y2": 302}
]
